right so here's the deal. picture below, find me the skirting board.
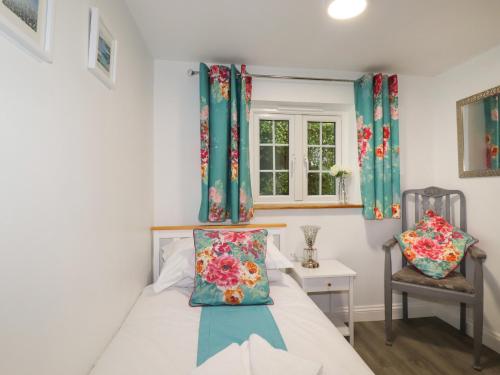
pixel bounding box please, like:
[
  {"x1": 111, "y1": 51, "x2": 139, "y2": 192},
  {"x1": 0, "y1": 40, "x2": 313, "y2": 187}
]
[
  {"x1": 327, "y1": 302, "x2": 433, "y2": 322},
  {"x1": 435, "y1": 307, "x2": 500, "y2": 355}
]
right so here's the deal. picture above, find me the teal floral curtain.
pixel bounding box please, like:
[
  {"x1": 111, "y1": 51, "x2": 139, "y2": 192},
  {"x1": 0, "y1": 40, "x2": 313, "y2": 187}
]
[
  {"x1": 198, "y1": 63, "x2": 254, "y2": 223},
  {"x1": 484, "y1": 95, "x2": 499, "y2": 169},
  {"x1": 354, "y1": 73, "x2": 400, "y2": 220}
]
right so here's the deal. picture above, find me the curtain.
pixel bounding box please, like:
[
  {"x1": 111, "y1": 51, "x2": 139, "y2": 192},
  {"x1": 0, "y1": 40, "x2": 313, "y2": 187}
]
[
  {"x1": 484, "y1": 95, "x2": 500, "y2": 169},
  {"x1": 354, "y1": 73, "x2": 400, "y2": 220},
  {"x1": 198, "y1": 63, "x2": 254, "y2": 223}
]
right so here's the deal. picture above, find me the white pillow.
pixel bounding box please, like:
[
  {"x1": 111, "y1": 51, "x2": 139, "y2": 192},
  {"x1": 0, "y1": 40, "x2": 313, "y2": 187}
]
[
  {"x1": 267, "y1": 269, "x2": 284, "y2": 283},
  {"x1": 266, "y1": 236, "x2": 294, "y2": 270},
  {"x1": 161, "y1": 238, "x2": 194, "y2": 262},
  {"x1": 153, "y1": 234, "x2": 293, "y2": 293},
  {"x1": 153, "y1": 240, "x2": 195, "y2": 293}
]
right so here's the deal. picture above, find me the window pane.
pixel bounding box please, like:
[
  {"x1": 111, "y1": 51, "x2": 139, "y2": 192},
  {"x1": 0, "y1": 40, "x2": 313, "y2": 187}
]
[
  {"x1": 260, "y1": 146, "x2": 273, "y2": 170},
  {"x1": 259, "y1": 120, "x2": 273, "y2": 143},
  {"x1": 308, "y1": 147, "x2": 320, "y2": 171},
  {"x1": 275, "y1": 120, "x2": 289, "y2": 144},
  {"x1": 308, "y1": 173, "x2": 320, "y2": 195},
  {"x1": 322, "y1": 147, "x2": 334, "y2": 170},
  {"x1": 322, "y1": 173, "x2": 335, "y2": 195},
  {"x1": 275, "y1": 146, "x2": 289, "y2": 170},
  {"x1": 322, "y1": 123, "x2": 335, "y2": 145},
  {"x1": 307, "y1": 122, "x2": 320, "y2": 145},
  {"x1": 260, "y1": 172, "x2": 274, "y2": 195},
  {"x1": 276, "y1": 172, "x2": 289, "y2": 195}
]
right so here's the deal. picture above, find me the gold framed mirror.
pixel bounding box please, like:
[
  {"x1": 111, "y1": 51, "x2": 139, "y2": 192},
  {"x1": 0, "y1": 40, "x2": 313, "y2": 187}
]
[{"x1": 457, "y1": 85, "x2": 500, "y2": 178}]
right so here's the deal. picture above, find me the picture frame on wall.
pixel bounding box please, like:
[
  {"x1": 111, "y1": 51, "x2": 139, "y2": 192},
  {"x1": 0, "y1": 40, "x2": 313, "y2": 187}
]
[
  {"x1": 88, "y1": 7, "x2": 117, "y2": 89},
  {"x1": 0, "y1": 0, "x2": 55, "y2": 62}
]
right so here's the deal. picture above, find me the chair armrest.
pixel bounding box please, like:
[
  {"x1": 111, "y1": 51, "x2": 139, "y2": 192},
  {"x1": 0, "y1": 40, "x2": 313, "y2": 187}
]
[
  {"x1": 469, "y1": 245, "x2": 486, "y2": 261},
  {"x1": 383, "y1": 238, "x2": 398, "y2": 251},
  {"x1": 470, "y1": 245, "x2": 486, "y2": 298}
]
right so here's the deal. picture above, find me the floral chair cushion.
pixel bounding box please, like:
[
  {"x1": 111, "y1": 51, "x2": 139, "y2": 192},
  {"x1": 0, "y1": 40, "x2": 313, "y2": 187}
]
[
  {"x1": 190, "y1": 229, "x2": 272, "y2": 306},
  {"x1": 395, "y1": 210, "x2": 477, "y2": 279}
]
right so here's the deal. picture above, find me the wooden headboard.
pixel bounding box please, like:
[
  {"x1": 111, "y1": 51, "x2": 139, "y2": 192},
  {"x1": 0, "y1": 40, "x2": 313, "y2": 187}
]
[{"x1": 150, "y1": 223, "x2": 287, "y2": 282}]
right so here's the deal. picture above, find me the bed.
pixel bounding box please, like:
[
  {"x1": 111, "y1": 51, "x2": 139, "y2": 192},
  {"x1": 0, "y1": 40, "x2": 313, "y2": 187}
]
[{"x1": 90, "y1": 224, "x2": 373, "y2": 375}]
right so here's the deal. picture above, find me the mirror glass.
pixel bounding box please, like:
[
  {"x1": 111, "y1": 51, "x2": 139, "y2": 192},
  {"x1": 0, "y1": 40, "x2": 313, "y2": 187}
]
[{"x1": 458, "y1": 88, "x2": 500, "y2": 177}]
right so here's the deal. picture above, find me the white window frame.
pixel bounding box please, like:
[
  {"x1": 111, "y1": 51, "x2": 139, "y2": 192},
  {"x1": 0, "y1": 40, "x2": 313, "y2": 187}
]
[{"x1": 250, "y1": 108, "x2": 344, "y2": 204}]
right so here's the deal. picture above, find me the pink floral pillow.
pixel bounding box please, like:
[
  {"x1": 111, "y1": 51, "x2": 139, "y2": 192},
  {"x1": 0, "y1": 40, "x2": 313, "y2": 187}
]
[
  {"x1": 395, "y1": 210, "x2": 477, "y2": 279},
  {"x1": 190, "y1": 229, "x2": 272, "y2": 306}
]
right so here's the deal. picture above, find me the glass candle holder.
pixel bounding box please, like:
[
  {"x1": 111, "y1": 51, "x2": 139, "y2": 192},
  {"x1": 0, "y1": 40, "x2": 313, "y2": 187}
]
[{"x1": 301, "y1": 225, "x2": 320, "y2": 268}]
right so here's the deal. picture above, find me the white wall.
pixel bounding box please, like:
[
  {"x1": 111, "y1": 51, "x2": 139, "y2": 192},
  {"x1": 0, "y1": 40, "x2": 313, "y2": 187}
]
[
  {"x1": 154, "y1": 60, "x2": 436, "y2": 319},
  {"x1": 429, "y1": 44, "x2": 500, "y2": 352},
  {"x1": 0, "y1": 1, "x2": 154, "y2": 375}
]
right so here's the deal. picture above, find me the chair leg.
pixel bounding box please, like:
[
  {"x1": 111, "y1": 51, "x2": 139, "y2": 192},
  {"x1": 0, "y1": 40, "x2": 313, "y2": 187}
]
[
  {"x1": 473, "y1": 301, "x2": 483, "y2": 371},
  {"x1": 385, "y1": 286, "x2": 392, "y2": 345},
  {"x1": 460, "y1": 302, "x2": 467, "y2": 335},
  {"x1": 402, "y1": 292, "x2": 408, "y2": 321}
]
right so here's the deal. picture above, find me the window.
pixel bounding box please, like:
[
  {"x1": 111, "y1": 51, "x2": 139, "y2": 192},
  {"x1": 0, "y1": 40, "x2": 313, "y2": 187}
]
[
  {"x1": 258, "y1": 119, "x2": 290, "y2": 196},
  {"x1": 306, "y1": 120, "x2": 336, "y2": 196},
  {"x1": 251, "y1": 111, "x2": 342, "y2": 203}
]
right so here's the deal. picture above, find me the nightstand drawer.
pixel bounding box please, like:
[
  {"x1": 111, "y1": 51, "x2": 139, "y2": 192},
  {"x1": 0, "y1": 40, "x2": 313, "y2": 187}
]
[{"x1": 302, "y1": 276, "x2": 350, "y2": 293}]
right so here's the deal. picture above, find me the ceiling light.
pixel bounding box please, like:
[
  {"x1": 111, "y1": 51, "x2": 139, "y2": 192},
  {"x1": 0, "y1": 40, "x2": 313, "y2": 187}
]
[{"x1": 327, "y1": 0, "x2": 367, "y2": 20}]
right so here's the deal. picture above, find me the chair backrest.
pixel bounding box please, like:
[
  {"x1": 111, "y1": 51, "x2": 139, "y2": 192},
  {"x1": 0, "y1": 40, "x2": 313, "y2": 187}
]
[{"x1": 401, "y1": 186, "x2": 467, "y2": 274}]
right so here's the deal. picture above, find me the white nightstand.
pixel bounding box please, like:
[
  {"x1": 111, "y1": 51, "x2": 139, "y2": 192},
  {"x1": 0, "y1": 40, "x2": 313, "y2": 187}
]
[{"x1": 289, "y1": 259, "x2": 357, "y2": 345}]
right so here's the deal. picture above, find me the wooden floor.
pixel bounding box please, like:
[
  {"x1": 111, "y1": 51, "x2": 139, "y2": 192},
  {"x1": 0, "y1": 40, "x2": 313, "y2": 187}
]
[{"x1": 354, "y1": 318, "x2": 500, "y2": 375}]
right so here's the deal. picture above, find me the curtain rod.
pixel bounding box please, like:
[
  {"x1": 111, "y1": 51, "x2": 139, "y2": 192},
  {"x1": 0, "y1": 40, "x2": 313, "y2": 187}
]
[{"x1": 186, "y1": 69, "x2": 355, "y2": 83}]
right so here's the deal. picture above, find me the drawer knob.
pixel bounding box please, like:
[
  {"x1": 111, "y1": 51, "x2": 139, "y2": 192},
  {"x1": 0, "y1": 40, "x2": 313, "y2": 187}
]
[{"x1": 327, "y1": 282, "x2": 332, "y2": 287}]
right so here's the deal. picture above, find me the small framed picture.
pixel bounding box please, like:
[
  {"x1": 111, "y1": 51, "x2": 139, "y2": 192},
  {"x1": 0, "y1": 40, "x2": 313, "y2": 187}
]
[
  {"x1": 88, "y1": 7, "x2": 117, "y2": 89},
  {"x1": 0, "y1": 0, "x2": 55, "y2": 62}
]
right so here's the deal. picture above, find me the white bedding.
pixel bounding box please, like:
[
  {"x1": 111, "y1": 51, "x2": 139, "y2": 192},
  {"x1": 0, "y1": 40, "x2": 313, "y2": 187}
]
[
  {"x1": 192, "y1": 334, "x2": 322, "y2": 375},
  {"x1": 90, "y1": 274, "x2": 373, "y2": 375}
]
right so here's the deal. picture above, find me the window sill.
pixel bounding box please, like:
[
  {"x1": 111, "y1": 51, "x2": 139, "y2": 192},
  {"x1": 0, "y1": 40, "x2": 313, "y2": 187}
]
[{"x1": 253, "y1": 203, "x2": 363, "y2": 210}]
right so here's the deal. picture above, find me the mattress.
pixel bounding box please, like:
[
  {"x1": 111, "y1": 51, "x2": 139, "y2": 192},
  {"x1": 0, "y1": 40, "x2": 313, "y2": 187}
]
[{"x1": 90, "y1": 274, "x2": 373, "y2": 375}]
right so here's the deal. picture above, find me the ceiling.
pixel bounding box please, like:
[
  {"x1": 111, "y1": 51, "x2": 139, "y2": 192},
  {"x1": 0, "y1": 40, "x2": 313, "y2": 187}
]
[{"x1": 125, "y1": 0, "x2": 500, "y2": 76}]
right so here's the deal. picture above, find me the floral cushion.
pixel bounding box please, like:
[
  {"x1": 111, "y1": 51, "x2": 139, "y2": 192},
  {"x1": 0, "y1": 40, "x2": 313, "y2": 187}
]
[
  {"x1": 190, "y1": 229, "x2": 272, "y2": 306},
  {"x1": 395, "y1": 210, "x2": 477, "y2": 279}
]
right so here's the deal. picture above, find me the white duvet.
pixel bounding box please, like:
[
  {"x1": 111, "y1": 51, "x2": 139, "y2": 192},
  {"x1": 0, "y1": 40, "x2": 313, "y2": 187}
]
[
  {"x1": 90, "y1": 274, "x2": 373, "y2": 375},
  {"x1": 192, "y1": 334, "x2": 322, "y2": 375}
]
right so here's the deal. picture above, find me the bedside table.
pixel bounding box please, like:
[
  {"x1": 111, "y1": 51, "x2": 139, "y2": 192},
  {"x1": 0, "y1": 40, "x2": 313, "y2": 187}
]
[{"x1": 289, "y1": 259, "x2": 357, "y2": 345}]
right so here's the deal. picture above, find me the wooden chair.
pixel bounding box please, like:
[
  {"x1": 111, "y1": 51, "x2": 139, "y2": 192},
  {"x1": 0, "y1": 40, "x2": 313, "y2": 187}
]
[{"x1": 382, "y1": 186, "x2": 487, "y2": 370}]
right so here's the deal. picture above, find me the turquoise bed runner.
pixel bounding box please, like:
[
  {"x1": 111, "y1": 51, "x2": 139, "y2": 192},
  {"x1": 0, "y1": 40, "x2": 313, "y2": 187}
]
[{"x1": 197, "y1": 305, "x2": 287, "y2": 366}]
